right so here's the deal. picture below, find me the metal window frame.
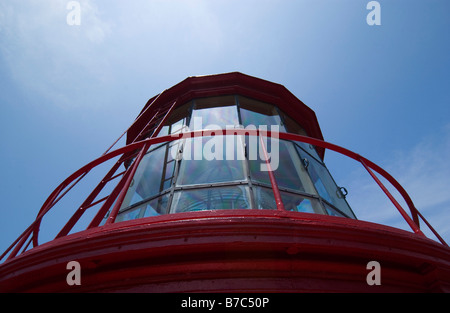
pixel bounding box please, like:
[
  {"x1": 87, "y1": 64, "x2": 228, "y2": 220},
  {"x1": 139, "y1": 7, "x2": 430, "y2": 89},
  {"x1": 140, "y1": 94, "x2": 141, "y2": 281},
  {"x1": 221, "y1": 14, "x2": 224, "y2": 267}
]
[
  {"x1": 169, "y1": 184, "x2": 253, "y2": 214},
  {"x1": 293, "y1": 141, "x2": 357, "y2": 219}
]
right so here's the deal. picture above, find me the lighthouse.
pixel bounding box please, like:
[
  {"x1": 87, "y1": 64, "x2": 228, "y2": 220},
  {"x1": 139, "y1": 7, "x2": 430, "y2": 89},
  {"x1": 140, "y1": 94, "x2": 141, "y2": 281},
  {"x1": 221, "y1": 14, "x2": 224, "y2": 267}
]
[{"x1": 1, "y1": 72, "x2": 449, "y2": 293}]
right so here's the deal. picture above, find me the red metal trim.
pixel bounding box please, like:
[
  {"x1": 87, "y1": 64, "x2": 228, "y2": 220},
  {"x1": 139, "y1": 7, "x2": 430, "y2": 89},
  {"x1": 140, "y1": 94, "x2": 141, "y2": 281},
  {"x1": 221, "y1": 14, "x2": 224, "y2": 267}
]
[{"x1": 259, "y1": 135, "x2": 285, "y2": 212}]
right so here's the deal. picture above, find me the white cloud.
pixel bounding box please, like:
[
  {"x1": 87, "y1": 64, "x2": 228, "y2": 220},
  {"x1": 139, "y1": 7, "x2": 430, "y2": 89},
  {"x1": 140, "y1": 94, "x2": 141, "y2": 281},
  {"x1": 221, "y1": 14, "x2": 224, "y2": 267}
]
[
  {"x1": 390, "y1": 127, "x2": 450, "y2": 209},
  {"x1": 343, "y1": 125, "x2": 450, "y2": 244},
  {"x1": 0, "y1": 0, "x2": 113, "y2": 107},
  {"x1": 388, "y1": 125, "x2": 450, "y2": 242},
  {"x1": 78, "y1": 1, "x2": 111, "y2": 44},
  {"x1": 0, "y1": 0, "x2": 231, "y2": 108}
]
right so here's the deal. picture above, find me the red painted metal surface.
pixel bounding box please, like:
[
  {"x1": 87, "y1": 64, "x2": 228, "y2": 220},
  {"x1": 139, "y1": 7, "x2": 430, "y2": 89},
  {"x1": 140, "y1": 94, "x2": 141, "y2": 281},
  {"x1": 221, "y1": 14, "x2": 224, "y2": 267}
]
[{"x1": 1, "y1": 211, "x2": 449, "y2": 292}]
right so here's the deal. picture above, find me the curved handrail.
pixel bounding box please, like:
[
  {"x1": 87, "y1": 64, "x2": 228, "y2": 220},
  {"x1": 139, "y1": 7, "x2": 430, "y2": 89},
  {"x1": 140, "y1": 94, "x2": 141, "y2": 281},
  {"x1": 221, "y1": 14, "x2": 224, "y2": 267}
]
[{"x1": 2, "y1": 129, "x2": 447, "y2": 262}]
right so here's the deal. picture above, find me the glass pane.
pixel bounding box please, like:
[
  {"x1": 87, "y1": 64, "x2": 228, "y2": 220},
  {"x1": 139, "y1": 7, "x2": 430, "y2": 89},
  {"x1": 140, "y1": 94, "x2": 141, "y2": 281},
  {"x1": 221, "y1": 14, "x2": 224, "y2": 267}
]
[
  {"x1": 278, "y1": 109, "x2": 321, "y2": 161},
  {"x1": 170, "y1": 186, "x2": 251, "y2": 213},
  {"x1": 280, "y1": 192, "x2": 323, "y2": 214},
  {"x1": 116, "y1": 193, "x2": 170, "y2": 222},
  {"x1": 293, "y1": 138, "x2": 321, "y2": 162},
  {"x1": 252, "y1": 186, "x2": 277, "y2": 210},
  {"x1": 120, "y1": 144, "x2": 175, "y2": 209},
  {"x1": 190, "y1": 97, "x2": 239, "y2": 130},
  {"x1": 238, "y1": 96, "x2": 285, "y2": 130},
  {"x1": 177, "y1": 135, "x2": 246, "y2": 186},
  {"x1": 246, "y1": 137, "x2": 317, "y2": 194},
  {"x1": 296, "y1": 146, "x2": 356, "y2": 218},
  {"x1": 297, "y1": 142, "x2": 321, "y2": 162},
  {"x1": 323, "y1": 202, "x2": 347, "y2": 218},
  {"x1": 116, "y1": 206, "x2": 143, "y2": 222},
  {"x1": 279, "y1": 110, "x2": 306, "y2": 135},
  {"x1": 252, "y1": 186, "x2": 323, "y2": 214},
  {"x1": 142, "y1": 194, "x2": 170, "y2": 217}
]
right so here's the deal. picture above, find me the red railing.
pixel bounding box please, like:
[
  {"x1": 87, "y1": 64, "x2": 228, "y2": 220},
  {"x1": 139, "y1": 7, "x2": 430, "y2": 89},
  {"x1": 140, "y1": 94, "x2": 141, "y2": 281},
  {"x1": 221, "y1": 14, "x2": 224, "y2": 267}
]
[{"x1": 1, "y1": 129, "x2": 447, "y2": 263}]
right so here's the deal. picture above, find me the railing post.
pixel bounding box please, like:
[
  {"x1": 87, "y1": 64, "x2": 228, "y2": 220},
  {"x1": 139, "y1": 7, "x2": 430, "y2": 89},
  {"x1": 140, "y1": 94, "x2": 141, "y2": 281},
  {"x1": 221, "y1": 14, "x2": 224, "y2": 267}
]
[
  {"x1": 359, "y1": 157, "x2": 425, "y2": 236},
  {"x1": 415, "y1": 208, "x2": 448, "y2": 247},
  {"x1": 55, "y1": 160, "x2": 124, "y2": 238},
  {"x1": 259, "y1": 134, "x2": 285, "y2": 212}
]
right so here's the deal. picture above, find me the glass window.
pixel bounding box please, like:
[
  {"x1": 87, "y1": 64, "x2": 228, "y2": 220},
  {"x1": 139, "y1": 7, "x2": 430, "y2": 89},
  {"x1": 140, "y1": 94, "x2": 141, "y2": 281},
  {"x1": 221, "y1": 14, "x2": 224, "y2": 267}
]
[
  {"x1": 278, "y1": 109, "x2": 321, "y2": 161},
  {"x1": 238, "y1": 96, "x2": 285, "y2": 130},
  {"x1": 157, "y1": 102, "x2": 191, "y2": 137},
  {"x1": 323, "y1": 202, "x2": 347, "y2": 218},
  {"x1": 279, "y1": 110, "x2": 306, "y2": 136},
  {"x1": 177, "y1": 135, "x2": 246, "y2": 186},
  {"x1": 296, "y1": 146, "x2": 356, "y2": 218},
  {"x1": 190, "y1": 96, "x2": 239, "y2": 130},
  {"x1": 170, "y1": 186, "x2": 251, "y2": 213},
  {"x1": 252, "y1": 186, "x2": 278, "y2": 210},
  {"x1": 252, "y1": 186, "x2": 323, "y2": 214},
  {"x1": 116, "y1": 193, "x2": 170, "y2": 222},
  {"x1": 120, "y1": 143, "x2": 176, "y2": 209},
  {"x1": 281, "y1": 192, "x2": 323, "y2": 214},
  {"x1": 116, "y1": 206, "x2": 142, "y2": 222},
  {"x1": 246, "y1": 137, "x2": 317, "y2": 195},
  {"x1": 297, "y1": 142, "x2": 321, "y2": 162}
]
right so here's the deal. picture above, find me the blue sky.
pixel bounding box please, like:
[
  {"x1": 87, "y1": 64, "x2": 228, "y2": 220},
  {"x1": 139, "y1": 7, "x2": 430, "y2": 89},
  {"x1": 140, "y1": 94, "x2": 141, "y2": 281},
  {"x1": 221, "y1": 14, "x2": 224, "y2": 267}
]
[{"x1": 1, "y1": 0, "x2": 449, "y2": 255}]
